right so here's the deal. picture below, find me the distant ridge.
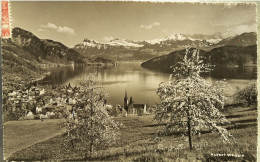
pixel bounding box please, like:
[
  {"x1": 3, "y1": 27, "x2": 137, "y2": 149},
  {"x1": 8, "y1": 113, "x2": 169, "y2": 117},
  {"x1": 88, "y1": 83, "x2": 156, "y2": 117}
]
[
  {"x1": 141, "y1": 44, "x2": 257, "y2": 73},
  {"x1": 73, "y1": 32, "x2": 256, "y2": 62},
  {"x1": 217, "y1": 32, "x2": 257, "y2": 47}
]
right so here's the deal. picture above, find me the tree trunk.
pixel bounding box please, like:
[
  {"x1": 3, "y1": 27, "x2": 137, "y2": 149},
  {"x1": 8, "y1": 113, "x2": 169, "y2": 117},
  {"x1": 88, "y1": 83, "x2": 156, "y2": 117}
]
[
  {"x1": 90, "y1": 142, "x2": 94, "y2": 157},
  {"x1": 89, "y1": 88, "x2": 94, "y2": 158},
  {"x1": 90, "y1": 108, "x2": 94, "y2": 157},
  {"x1": 187, "y1": 95, "x2": 193, "y2": 150},
  {"x1": 187, "y1": 115, "x2": 192, "y2": 150},
  {"x1": 187, "y1": 68, "x2": 193, "y2": 150}
]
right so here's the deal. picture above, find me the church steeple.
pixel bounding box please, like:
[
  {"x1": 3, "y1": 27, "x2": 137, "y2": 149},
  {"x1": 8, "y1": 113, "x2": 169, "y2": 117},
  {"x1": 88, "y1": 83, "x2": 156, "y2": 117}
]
[
  {"x1": 125, "y1": 90, "x2": 127, "y2": 99},
  {"x1": 129, "y1": 96, "x2": 133, "y2": 105},
  {"x1": 124, "y1": 90, "x2": 128, "y2": 110}
]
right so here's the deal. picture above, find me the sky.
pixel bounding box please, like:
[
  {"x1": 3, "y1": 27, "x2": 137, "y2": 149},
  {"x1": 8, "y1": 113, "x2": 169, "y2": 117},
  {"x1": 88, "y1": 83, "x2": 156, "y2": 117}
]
[{"x1": 11, "y1": 2, "x2": 256, "y2": 47}]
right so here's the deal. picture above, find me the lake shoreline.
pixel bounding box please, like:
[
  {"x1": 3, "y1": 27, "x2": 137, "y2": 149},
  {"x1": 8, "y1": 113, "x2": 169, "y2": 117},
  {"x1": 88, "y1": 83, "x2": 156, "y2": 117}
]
[{"x1": 37, "y1": 62, "x2": 257, "y2": 106}]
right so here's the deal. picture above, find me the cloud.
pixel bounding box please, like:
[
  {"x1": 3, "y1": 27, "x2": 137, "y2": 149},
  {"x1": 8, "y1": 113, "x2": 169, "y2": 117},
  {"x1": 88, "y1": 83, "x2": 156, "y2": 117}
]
[
  {"x1": 153, "y1": 22, "x2": 161, "y2": 26},
  {"x1": 103, "y1": 36, "x2": 114, "y2": 42},
  {"x1": 140, "y1": 22, "x2": 161, "y2": 30},
  {"x1": 38, "y1": 23, "x2": 75, "y2": 35},
  {"x1": 37, "y1": 28, "x2": 46, "y2": 32},
  {"x1": 57, "y1": 26, "x2": 75, "y2": 35},
  {"x1": 41, "y1": 23, "x2": 58, "y2": 30}
]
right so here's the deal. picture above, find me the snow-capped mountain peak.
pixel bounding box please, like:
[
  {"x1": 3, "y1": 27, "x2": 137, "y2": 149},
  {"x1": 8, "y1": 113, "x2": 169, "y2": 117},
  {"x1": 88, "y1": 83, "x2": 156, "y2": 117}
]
[
  {"x1": 146, "y1": 33, "x2": 224, "y2": 45},
  {"x1": 107, "y1": 38, "x2": 143, "y2": 47},
  {"x1": 75, "y1": 37, "x2": 144, "y2": 49},
  {"x1": 80, "y1": 39, "x2": 101, "y2": 47},
  {"x1": 167, "y1": 34, "x2": 189, "y2": 41},
  {"x1": 146, "y1": 34, "x2": 189, "y2": 44}
]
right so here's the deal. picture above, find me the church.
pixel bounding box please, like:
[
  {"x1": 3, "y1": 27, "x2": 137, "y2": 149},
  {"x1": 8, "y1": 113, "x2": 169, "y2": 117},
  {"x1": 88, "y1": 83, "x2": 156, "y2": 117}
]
[{"x1": 124, "y1": 90, "x2": 147, "y2": 115}]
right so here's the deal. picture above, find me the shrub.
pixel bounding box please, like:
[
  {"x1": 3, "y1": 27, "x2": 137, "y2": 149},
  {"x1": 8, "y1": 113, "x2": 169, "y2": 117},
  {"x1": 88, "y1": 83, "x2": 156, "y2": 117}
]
[
  {"x1": 4, "y1": 105, "x2": 27, "y2": 121},
  {"x1": 34, "y1": 115, "x2": 40, "y2": 119},
  {"x1": 107, "y1": 105, "x2": 121, "y2": 117},
  {"x1": 235, "y1": 80, "x2": 257, "y2": 106},
  {"x1": 49, "y1": 114, "x2": 57, "y2": 119}
]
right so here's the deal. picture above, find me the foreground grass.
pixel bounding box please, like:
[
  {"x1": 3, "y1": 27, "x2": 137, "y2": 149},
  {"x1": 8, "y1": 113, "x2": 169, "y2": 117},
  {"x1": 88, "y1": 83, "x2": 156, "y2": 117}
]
[
  {"x1": 4, "y1": 119, "x2": 65, "y2": 159},
  {"x1": 7, "y1": 106, "x2": 257, "y2": 161}
]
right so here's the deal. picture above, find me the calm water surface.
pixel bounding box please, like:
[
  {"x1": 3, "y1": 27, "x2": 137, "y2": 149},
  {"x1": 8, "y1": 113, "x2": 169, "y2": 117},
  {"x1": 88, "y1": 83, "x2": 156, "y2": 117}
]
[{"x1": 42, "y1": 63, "x2": 257, "y2": 106}]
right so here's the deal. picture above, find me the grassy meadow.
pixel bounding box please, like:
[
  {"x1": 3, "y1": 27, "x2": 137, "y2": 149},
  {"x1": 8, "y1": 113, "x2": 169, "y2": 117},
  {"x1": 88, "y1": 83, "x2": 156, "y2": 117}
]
[
  {"x1": 5, "y1": 105, "x2": 257, "y2": 161},
  {"x1": 4, "y1": 119, "x2": 65, "y2": 159}
]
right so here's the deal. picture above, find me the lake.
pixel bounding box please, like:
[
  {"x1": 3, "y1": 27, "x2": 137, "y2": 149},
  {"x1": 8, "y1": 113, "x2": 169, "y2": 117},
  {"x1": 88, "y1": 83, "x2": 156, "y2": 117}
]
[{"x1": 42, "y1": 63, "x2": 257, "y2": 106}]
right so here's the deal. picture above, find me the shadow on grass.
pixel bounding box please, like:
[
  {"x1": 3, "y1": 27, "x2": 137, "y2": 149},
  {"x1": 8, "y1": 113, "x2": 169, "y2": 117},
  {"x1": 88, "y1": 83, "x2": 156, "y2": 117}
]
[
  {"x1": 226, "y1": 123, "x2": 257, "y2": 130},
  {"x1": 229, "y1": 119, "x2": 257, "y2": 124},
  {"x1": 225, "y1": 114, "x2": 243, "y2": 119},
  {"x1": 50, "y1": 148, "x2": 161, "y2": 161},
  {"x1": 143, "y1": 123, "x2": 167, "y2": 127},
  {"x1": 236, "y1": 107, "x2": 257, "y2": 112},
  {"x1": 150, "y1": 122, "x2": 257, "y2": 138}
]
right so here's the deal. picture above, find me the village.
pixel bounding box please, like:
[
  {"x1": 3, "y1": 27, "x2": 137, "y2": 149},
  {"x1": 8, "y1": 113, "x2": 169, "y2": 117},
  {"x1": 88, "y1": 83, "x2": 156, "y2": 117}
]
[{"x1": 4, "y1": 83, "x2": 150, "y2": 121}]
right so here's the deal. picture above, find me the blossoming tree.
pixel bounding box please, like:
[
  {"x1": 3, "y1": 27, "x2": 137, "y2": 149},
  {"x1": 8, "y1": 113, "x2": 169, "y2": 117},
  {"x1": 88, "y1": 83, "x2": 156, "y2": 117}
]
[
  {"x1": 63, "y1": 75, "x2": 121, "y2": 158},
  {"x1": 155, "y1": 48, "x2": 233, "y2": 150}
]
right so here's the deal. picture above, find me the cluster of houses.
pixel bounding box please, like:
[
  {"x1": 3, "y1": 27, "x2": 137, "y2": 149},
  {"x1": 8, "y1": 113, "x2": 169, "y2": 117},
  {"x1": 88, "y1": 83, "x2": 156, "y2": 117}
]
[
  {"x1": 6, "y1": 84, "x2": 80, "y2": 120},
  {"x1": 5, "y1": 83, "x2": 150, "y2": 120},
  {"x1": 6, "y1": 86, "x2": 52, "y2": 119},
  {"x1": 7, "y1": 86, "x2": 45, "y2": 104}
]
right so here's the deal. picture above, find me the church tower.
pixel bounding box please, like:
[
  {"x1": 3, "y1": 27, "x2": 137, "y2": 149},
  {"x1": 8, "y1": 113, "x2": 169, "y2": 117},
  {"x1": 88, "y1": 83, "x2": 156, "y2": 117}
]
[{"x1": 124, "y1": 90, "x2": 128, "y2": 110}]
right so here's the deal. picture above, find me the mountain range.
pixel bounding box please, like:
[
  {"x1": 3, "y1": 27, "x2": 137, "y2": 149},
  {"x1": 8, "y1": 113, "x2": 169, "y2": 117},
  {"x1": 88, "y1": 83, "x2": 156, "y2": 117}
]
[{"x1": 73, "y1": 32, "x2": 256, "y2": 61}]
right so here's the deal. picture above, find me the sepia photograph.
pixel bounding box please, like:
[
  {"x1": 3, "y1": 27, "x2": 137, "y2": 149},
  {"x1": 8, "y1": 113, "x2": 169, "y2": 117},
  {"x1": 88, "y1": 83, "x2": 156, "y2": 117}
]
[{"x1": 1, "y1": 1, "x2": 257, "y2": 161}]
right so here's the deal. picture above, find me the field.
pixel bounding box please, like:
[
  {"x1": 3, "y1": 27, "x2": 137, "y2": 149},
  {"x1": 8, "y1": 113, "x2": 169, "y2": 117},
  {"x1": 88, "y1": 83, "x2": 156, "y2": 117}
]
[
  {"x1": 5, "y1": 105, "x2": 257, "y2": 161},
  {"x1": 3, "y1": 119, "x2": 65, "y2": 159}
]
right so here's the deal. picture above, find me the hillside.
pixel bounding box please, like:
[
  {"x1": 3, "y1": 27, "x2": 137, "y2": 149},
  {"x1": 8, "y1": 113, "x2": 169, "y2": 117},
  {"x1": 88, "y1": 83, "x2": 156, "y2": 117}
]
[
  {"x1": 141, "y1": 45, "x2": 257, "y2": 73},
  {"x1": 2, "y1": 28, "x2": 96, "y2": 90},
  {"x1": 7, "y1": 108, "x2": 257, "y2": 161},
  {"x1": 208, "y1": 45, "x2": 257, "y2": 67},
  {"x1": 10, "y1": 28, "x2": 86, "y2": 65},
  {"x1": 2, "y1": 28, "x2": 86, "y2": 85},
  {"x1": 2, "y1": 38, "x2": 46, "y2": 86},
  {"x1": 141, "y1": 49, "x2": 206, "y2": 73},
  {"x1": 217, "y1": 32, "x2": 257, "y2": 47}
]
